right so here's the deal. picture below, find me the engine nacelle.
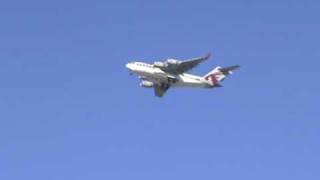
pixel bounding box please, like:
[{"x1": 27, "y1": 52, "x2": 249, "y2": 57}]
[
  {"x1": 140, "y1": 80, "x2": 154, "y2": 88},
  {"x1": 166, "y1": 58, "x2": 181, "y2": 65},
  {"x1": 154, "y1": 61, "x2": 167, "y2": 68}
]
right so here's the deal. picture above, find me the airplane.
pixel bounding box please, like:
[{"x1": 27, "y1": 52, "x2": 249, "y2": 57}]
[{"x1": 125, "y1": 53, "x2": 240, "y2": 97}]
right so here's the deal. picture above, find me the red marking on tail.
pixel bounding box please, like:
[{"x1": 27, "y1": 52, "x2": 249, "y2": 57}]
[{"x1": 205, "y1": 73, "x2": 222, "y2": 86}]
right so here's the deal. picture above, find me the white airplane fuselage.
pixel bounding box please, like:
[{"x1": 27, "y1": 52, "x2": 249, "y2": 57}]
[{"x1": 126, "y1": 62, "x2": 213, "y2": 88}]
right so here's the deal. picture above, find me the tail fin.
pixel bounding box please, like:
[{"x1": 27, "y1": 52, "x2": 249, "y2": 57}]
[{"x1": 203, "y1": 65, "x2": 240, "y2": 86}]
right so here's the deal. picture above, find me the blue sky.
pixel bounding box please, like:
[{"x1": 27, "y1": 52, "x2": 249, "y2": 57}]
[{"x1": 0, "y1": 0, "x2": 319, "y2": 179}]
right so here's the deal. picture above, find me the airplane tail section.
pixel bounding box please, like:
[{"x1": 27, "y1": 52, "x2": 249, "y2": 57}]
[{"x1": 203, "y1": 65, "x2": 240, "y2": 87}]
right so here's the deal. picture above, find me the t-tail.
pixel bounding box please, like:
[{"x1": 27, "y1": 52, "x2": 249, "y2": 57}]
[{"x1": 203, "y1": 65, "x2": 240, "y2": 87}]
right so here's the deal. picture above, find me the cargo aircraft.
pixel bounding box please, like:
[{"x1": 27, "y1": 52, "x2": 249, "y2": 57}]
[{"x1": 126, "y1": 53, "x2": 239, "y2": 97}]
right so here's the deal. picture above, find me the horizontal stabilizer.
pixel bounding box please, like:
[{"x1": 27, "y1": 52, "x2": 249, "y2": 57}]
[{"x1": 219, "y1": 65, "x2": 240, "y2": 75}]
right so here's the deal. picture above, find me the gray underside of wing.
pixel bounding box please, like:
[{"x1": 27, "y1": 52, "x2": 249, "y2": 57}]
[
  {"x1": 166, "y1": 54, "x2": 210, "y2": 74},
  {"x1": 154, "y1": 84, "x2": 170, "y2": 97},
  {"x1": 219, "y1": 65, "x2": 240, "y2": 74}
]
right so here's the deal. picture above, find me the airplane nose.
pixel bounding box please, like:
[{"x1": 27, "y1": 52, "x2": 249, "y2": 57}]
[
  {"x1": 126, "y1": 63, "x2": 131, "y2": 69},
  {"x1": 126, "y1": 63, "x2": 134, "y2": 75}
]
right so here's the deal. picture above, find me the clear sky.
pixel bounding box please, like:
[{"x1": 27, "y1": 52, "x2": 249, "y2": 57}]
[{"x1": 0, "y1": 0, "x2": 319, "y2": 179}]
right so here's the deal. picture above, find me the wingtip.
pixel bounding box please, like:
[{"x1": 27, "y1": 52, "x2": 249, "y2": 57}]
[{"x1": 204, "y1": 53, "x2": 212, "y2": 60}]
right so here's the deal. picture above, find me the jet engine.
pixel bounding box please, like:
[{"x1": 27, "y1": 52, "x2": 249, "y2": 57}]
[
  {"x1": 154, "y1": 61, "x2": 167, "y2": 68},
  {"x1": 166, "y1": 58, "x2": 181, "y2": 65},
  {"x1": 140, "y1": 80, "x2": 154, "y2": 88}
]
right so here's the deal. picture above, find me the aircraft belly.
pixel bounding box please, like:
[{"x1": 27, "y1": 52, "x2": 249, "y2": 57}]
[
  {"x1": 136, "y1": 68, "x2": 204, "y2": 87},
  {"x1": 137, "y1": 72, "x2": 165, "y2": 84},
  {"x1": 173, "y1": 76, "x2": 204, "y2": 88},
  {"x1": 150, "y1": 69, "x2": 169, "y2": 83},
  {"x1": 138, "y1": 71, "x2": 152, "y2": 78},
  {"x1": 174, "y1": 82, "x2": 204, "y2": 88}
]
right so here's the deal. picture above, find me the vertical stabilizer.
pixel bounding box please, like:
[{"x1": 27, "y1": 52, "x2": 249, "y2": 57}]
[{"x1": 203, "y1": 65, "x2": 240, "y2": 86}]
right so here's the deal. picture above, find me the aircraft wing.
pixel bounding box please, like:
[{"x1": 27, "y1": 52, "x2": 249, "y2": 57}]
[
  {"x1": 154, "y1": 84, "x2": 170, "y2": 97},
  {"x1": 170, "y1": 53, "x2": 211, "y2": 74}
]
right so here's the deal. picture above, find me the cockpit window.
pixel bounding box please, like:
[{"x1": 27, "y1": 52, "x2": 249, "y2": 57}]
[{"x1": 133, "y1": 62, "x2": 152, "y2": 67}]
